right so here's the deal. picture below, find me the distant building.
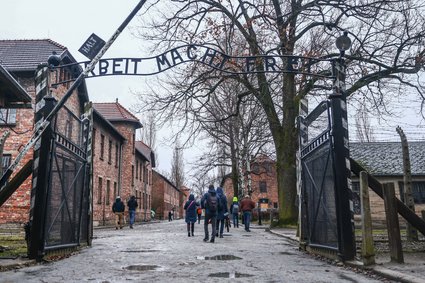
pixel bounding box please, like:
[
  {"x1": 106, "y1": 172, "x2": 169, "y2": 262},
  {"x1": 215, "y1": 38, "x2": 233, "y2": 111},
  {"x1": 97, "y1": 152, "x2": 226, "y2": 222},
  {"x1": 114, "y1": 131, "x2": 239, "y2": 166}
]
[
  {"x1": 92, "y1": 102, "x2": 155, "y2": 226},
  {"x1": 152, "y1": 170, "x2": 180, "y2": 220},
  {"x1": 0, "y1": 39, "x2": 89, "y2": 224},
  {"x1": 350, "y1": 141, "x2": 425, "y2": 222},
  {"x1": 222, "y1": 155, "x2": 279, "y2": 210}
]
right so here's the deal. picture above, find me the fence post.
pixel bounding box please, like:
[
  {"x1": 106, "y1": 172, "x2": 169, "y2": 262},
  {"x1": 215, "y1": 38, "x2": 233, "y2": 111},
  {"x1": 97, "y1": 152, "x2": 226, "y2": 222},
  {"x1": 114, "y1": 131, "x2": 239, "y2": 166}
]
[
  {"x1": 360, "y1": 171, "x2": 375, "y2": 265},
  {"x1": 382, "y1": 182, "x2": 404, "y2": 263}
]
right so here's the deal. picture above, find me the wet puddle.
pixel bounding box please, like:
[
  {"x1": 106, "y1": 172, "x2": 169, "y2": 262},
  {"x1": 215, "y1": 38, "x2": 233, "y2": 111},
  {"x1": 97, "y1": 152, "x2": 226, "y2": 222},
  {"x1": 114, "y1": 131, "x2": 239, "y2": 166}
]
[
  {"x1": 209, "y1": 272, "x2": 253, "y2": 278},
  {"x1": 124, "y1": 265, "x2": 162, "y2": 271},
  {"x1": 279, "y1": 251, "x2": 296, "y2": 255},
  {"x1": 197, "y1": 254, "x2": 242, "y2": 260},
  {"x1": 122, "y1": 250, "x2": 160, "y2": 253}
]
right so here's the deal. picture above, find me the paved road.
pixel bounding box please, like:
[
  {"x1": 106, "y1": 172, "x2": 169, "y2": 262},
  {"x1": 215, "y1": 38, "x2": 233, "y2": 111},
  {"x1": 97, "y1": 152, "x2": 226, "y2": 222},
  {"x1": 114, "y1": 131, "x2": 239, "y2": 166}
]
[{"x1": 0, "y1": 220, "x2": 393, "y2": 283}]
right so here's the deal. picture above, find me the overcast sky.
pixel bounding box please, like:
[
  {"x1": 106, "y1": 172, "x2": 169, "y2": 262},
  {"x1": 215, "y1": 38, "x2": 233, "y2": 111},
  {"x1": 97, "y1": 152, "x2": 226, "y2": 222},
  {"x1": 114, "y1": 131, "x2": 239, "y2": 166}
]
[{"x1": 0, "y1": 0, "x2": 196, "y2": 177}]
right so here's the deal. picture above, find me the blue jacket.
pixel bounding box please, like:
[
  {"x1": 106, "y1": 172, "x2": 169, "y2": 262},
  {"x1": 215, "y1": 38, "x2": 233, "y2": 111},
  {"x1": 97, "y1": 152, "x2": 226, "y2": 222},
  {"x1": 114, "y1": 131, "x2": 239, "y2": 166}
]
[
  {"x1": 215, "y1": 187, "x2": 228, "y2": 220},
  {"x1": 184, "y1": 194, "x2": 198, "y2": 223},
  {"x1": 201, "y1": 186, "x2": 217, "y2": 217}
]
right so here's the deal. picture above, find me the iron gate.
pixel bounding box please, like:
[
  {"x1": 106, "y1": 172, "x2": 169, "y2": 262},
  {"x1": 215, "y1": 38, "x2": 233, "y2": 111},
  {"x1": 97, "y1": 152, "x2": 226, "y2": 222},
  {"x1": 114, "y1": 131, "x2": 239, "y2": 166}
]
[
  {"x1": 298, "y1": 59, "x2": 356, "y2": 261},
  {"x1": 27, "y1": 66, "x2": 92, "y2": 260},
  {"x1": 299, "y1": 101, "x2": 339, "y2": 250}
]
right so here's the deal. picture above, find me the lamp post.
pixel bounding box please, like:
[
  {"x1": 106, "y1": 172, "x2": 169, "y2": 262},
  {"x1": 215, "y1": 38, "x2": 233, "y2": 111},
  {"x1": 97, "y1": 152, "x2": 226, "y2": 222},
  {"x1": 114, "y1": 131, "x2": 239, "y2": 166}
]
[{"x1": 331, "y1": 31, "x2": 356, "y2": 260}]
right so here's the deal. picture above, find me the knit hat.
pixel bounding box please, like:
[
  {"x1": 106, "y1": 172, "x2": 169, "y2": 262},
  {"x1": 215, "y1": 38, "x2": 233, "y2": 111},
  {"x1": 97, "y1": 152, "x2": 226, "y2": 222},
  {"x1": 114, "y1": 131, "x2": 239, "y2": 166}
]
[{"x1": 233, "y1": 196, "x2": 238, "y2": 202}]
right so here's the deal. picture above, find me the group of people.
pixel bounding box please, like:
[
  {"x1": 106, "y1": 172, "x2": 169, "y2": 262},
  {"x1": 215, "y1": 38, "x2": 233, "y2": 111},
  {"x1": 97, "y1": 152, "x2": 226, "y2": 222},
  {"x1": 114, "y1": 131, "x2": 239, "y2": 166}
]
[
  {"x1": 183, "y1": 184, "x2": 256, "y2": 243},
  {"x1": 112, "y1": 195, "x2": 138, "y2": 229}
]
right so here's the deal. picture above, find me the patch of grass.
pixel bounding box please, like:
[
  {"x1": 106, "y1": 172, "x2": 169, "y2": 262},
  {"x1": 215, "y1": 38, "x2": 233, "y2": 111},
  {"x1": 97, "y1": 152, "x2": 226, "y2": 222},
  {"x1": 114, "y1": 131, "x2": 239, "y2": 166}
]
[{"x1": 0, "y1": 235, "x2": 27, "y2": 258}]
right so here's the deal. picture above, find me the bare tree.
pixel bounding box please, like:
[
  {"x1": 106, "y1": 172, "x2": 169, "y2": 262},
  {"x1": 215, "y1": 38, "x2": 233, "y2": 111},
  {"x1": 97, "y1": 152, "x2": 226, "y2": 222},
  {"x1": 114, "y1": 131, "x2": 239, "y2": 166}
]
[
  {"x1": 354, "y1": 102, "x2": 376, "y2": 142},
  {"x1": 171, "y1": 141, "x2": 185, "y2": 190},
  {"x1": 135, "y1": 0, "x2": 425, "y2": 225}
]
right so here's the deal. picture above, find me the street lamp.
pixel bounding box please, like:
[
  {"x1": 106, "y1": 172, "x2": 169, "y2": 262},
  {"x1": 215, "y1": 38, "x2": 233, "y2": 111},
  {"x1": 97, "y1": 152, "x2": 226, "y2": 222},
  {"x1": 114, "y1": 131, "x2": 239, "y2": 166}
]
[{"x1": 335, "y1": 31, "x2": 352, "y2": 57}]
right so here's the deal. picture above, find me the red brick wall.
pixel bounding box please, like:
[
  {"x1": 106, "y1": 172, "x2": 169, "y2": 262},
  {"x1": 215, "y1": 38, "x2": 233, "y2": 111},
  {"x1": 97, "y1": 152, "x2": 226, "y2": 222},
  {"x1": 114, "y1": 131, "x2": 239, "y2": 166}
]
[
  {"x1": 92, "y1": 121, "x2": 122, "y2": 226},
  {"x1": 152, "y1": 171, "x2": 181, "y2": 219},
  {"x1": 0, "y1": 70, "x2": 84, "y2": 224}
]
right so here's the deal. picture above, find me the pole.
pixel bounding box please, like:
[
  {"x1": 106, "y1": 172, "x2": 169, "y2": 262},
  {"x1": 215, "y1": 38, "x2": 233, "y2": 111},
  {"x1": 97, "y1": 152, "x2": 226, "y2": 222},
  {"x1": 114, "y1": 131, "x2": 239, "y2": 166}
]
[
  {"x1": 0, "y1": 0, "x2": 147, "y2": 190},
  {"x1": 330, "y1": 58, "x2": 356, "y2": 261}
]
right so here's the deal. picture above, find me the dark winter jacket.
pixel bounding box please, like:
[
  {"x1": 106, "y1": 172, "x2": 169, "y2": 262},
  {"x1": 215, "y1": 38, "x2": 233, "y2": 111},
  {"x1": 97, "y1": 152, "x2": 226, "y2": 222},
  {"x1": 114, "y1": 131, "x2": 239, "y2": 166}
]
[
  {"x1": 201, "y1": 185, "x2": 217, "y2": 217},
  {"x1": 184, "y1": 194, "x2": 198, "y2": 224},
  {"x1": 215, "y1": 187, "x2": 228, "y2": 220},
  {"x1": 127, "y1": 196, "x2": 138, "y2": 211},
  {"x1": 112, "y1": 197, "x2": 125, "y2": 213}
]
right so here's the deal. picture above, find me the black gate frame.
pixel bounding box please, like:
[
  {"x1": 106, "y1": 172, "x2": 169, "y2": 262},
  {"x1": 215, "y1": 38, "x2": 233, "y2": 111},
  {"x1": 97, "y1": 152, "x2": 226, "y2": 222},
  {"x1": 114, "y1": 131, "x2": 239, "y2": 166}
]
[
  {"x1": 298, "y1": 59, "x2": 356, "y2": 261},
  {"x1": 27, "y1": 66, "x2": 92, "y2": 260}
]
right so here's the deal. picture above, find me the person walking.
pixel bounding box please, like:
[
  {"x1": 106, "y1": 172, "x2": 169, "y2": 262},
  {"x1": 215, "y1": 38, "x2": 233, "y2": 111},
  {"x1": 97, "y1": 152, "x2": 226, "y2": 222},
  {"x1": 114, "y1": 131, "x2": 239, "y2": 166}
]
[
  {"x1": 127, "y1": 195, "x2": 138, "y2": 229},
  {"x1": 184, "y1": 194, "x2": 198, "y2": 237},
  {"x1": 201, "y1": 184, "x2": 218, "y2": 243},
  {"x1": 168, "y1": 211, "x2": 173, "y2": 221},
  {"x1": 196, "y1": 206, "x2": 202, "y2": 224},
  {"x1": 230, "y1": 196, "x2": 240, "y2": 228},
  {"x1": 112, "y1": 196, "x2": 125, "y2": 230},
  {"x1": 240, "y1": 195, "x2": 255, "y2": 232},
  {"x1": 215, "y1": 187, "x2": 228, "y2": 238}
]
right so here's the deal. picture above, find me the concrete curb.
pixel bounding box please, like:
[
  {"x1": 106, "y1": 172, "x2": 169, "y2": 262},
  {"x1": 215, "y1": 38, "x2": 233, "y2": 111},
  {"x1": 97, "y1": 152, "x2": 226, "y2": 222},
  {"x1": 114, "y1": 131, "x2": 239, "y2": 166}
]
[{"x1": 268, "y1": 229, "x2": 425, "y2": 283}]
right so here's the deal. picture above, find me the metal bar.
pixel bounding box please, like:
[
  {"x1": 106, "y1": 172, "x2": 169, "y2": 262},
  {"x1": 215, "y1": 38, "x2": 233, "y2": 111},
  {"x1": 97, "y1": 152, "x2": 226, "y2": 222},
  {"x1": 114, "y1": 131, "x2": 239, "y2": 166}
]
[
  {"x1": 0, "y1": 0, "x2": 147, "y2": 190},
  {"x1": 0, "y1": 160, "x2": 33, "y2": 207}
]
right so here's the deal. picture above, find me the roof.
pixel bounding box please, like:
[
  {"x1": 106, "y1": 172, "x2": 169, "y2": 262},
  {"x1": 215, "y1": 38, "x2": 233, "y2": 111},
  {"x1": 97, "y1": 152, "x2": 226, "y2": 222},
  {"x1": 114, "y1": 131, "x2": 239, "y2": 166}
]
[
  {"x1": 93, "y1": 108, "x2": 126, "y2": 142},
  {"x1": 350, "y1": 141, "x2": 425, "y2": 176},
  {"x1": 0, "y1": 63, "x2": 32, "y2": 107},
  {"x1": 93, "y1": 102, "x2": 142, "y2": 128},
  {"x1": 135, "y1": 141, "x2": 156, "y2": 167},
  {"x1": 0, "y1": 39, "x2": 66, "y2": 72},
  {"x1": 0, "y1": 39, "x2": 89, "y2": 104},
  {"x1": 153, "y1": 170, "x2": 179, "y2": 192}
]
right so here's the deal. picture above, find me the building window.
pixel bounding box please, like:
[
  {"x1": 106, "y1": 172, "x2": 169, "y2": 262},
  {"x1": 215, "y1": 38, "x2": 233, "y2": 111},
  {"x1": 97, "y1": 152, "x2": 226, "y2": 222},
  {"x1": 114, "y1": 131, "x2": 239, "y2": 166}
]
[
  {"x1": 136, "y1": 160, "x2": 139, "y2": 179},
  {"x1": 143, "y1": 192, "x2": 146, "y2": 209},
  {"x1": 100, "y1": 134, "x2": 105, "y2": 160},
  {"x1": 115, "y1": 143, "x2": 119, "y2": 168},
  {"x1": 1, "y1": 154, "x2": 11, "y2": 172},
  {"x1": 114, "y1": 181, "x2": 117, "y2": 198},
  {"x1": 108, "y1": 139, "x2": 112, "y2": 164},
  {"x1": 97, "y1": 177, "x2": 103, "y2": 204},
  {"x1": 132, "y1": 165, "x2": 134, "y2": 186},
  {"x1": 273, "y1": 202, "x2": 278, "y2": 209},
  {"x1": 259, "y1": 181, "x2": 267, "y2": 193},
  {"x1": 400, "y1": 181, "x2": 425, "y2": 204},
  {"x1": 132, "y1": 133, "x2": 136, "y2": 155},
  {"x1": 106, "y1": 180, "x2": 111, "y2": 205},
  {"x1": 0, "y1": 108, "x2": 17, "y2": 125}
]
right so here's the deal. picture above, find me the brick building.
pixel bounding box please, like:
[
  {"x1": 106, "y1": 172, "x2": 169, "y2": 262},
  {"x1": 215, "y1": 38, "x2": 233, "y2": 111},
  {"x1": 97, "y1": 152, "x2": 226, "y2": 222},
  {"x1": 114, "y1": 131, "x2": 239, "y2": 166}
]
[
  {"x1": 134, "y1": 141, "x2": 155, "y2": 221},
  {"x1": 350, "y1": 142, "x2": 425, "y2": 223},
  {"x1": 152, "y1": 170, "x2": 181, "y2": 220},
  {"x1": 222, "y1": 155, "x2": 279, "y2": 210},
  {"x1": 0, "y1": 39, "x2": 89, "y2": 224},
  {"x1": 92, "y1": 102, "x2": 155, "y2": 226}
]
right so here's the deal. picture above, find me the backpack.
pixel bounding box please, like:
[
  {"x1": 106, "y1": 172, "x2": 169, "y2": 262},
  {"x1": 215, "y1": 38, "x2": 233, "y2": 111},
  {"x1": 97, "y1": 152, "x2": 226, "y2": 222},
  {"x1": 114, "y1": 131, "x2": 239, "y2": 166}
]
[
  {"x1": 232, "y1": 203, "x2": 239, "y2": 214},
  {"x1": 217, "y1": 194, "x2": 224, "y2": 211},
  {"x1": 206, "y1": 193, "x2": 218, "y2": 213}
]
